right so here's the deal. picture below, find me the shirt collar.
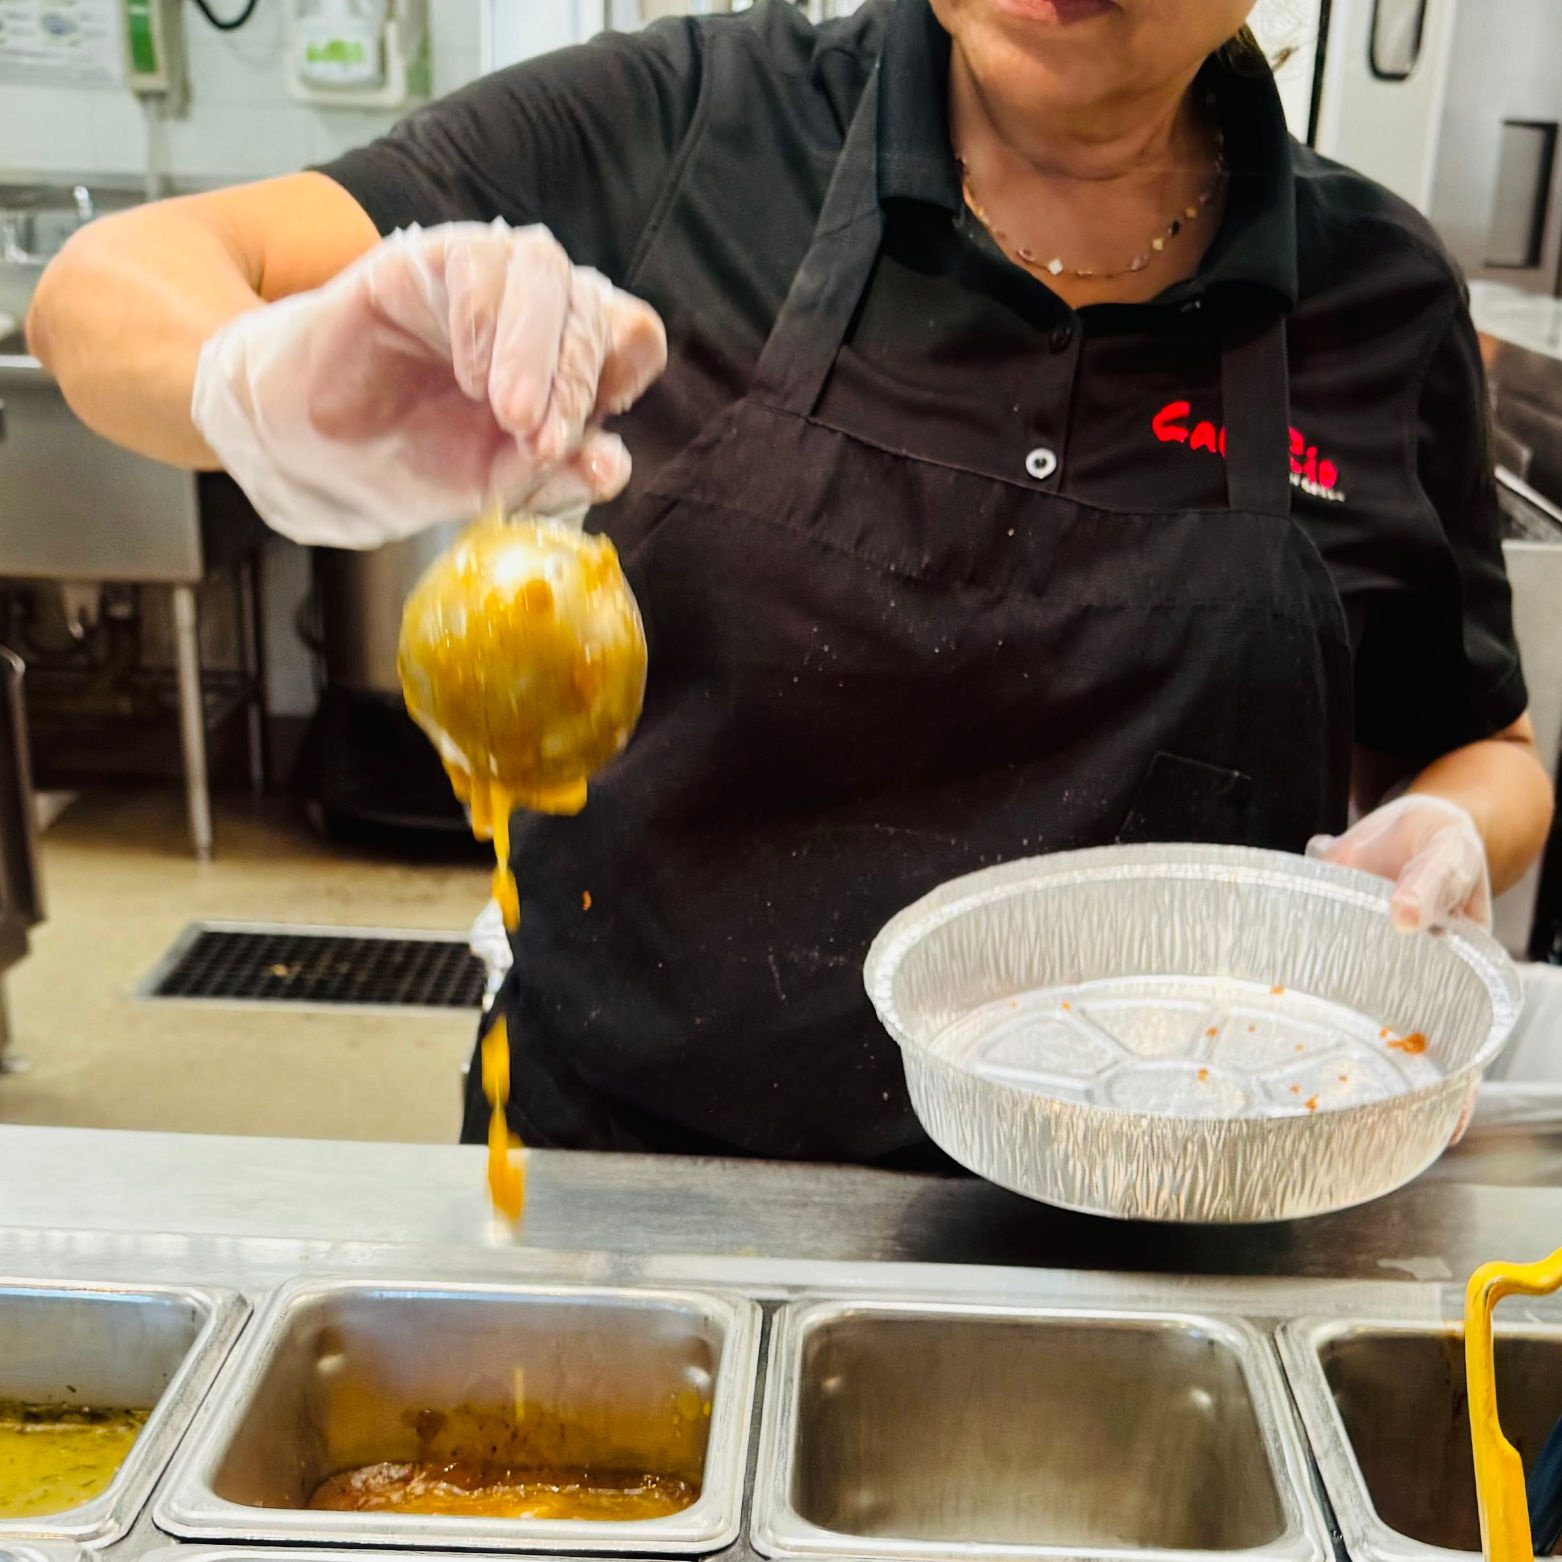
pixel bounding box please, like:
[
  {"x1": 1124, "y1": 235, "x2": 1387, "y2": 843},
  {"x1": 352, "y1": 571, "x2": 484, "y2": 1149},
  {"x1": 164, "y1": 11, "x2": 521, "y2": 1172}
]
[{"x1": 875, "y1": 0, "x2": 1300, "y2": 307}]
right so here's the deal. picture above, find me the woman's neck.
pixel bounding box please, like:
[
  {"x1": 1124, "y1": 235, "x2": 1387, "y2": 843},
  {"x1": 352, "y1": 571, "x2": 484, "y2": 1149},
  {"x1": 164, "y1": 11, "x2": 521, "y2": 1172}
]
[
  {"x1": 949, "y1": 39, "x2": 1207, "y2": 183},
  {"x1": 947, "y1": 42, "x2": 1224, "y2": 306}
]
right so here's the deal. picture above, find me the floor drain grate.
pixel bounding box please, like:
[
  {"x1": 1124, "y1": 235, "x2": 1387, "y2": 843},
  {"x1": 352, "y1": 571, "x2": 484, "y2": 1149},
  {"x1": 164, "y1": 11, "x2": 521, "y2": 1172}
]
[{"x1": 139, "y1": 923, "x2": 486, "y2": 1011}]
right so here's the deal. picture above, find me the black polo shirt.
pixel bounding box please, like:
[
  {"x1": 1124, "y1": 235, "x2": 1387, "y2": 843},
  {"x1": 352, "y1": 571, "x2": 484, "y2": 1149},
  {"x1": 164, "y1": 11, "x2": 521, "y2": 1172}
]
[{"x1": 321, "y1": 0, "x2": 1527, "y2": 763}]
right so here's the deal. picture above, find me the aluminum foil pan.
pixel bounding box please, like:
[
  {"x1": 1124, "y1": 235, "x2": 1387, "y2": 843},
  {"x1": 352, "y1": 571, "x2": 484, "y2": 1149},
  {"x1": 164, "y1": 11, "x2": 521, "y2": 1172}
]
[{"x1": 864, "y1": 844, "x2": 1523, "y2": 1224}]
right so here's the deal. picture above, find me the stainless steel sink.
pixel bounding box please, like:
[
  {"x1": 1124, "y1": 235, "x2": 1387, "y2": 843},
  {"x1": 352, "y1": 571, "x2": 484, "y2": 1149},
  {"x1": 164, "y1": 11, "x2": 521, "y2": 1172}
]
[
  {"x1": 752, "y1": 1301, "x2": 1329, "y2": 1562},
  {"x1": 0, "y1": 1279, "x2": 246, "y2": 1547},
  {"x1": 1280, "y1": 1317, "x2": 1562, "y2": 1562},
  {"x1": 155, "y1": 1278, "x2": 760, "y2": 1553}
]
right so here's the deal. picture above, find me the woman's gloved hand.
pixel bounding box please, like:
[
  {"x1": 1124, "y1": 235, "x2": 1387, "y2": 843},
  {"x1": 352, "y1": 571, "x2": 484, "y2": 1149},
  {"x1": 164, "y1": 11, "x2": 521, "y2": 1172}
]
[
  {"x1": 191, "y1": 220, "x2": 667, "y2": 548},
  {"x1": 1307, "y1": 794, "x2": 1493, "y2": 932}
]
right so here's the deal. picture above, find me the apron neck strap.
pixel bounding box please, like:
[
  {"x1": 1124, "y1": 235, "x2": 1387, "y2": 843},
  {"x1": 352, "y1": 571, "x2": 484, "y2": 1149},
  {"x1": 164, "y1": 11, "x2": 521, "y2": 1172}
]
[
  {"x1": 757, "y1": 64, "x2": 1294, "y2": 520},
  {"x1": 1220, "y1": 316, "x2": 1293, "y2": 516},
  {"x1": 752, "y1": 69, "x2": 886, "y2": 418}
]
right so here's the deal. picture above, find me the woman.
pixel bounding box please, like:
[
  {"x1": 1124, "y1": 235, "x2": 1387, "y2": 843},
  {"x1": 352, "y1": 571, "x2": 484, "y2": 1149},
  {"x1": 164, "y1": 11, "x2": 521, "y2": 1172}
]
[{"x1": 29, "y1": 0, "x2": 1553, "y2": 1165}]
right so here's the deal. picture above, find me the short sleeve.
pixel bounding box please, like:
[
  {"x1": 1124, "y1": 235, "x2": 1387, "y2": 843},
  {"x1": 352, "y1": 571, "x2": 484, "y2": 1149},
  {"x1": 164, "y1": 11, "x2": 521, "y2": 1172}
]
[
  {"x1": 315, "y1": 20, "x2": 705, "y2": 284},
  {"x1": 1352, "y1": 290, "x2": 1529, "y2": 759}
]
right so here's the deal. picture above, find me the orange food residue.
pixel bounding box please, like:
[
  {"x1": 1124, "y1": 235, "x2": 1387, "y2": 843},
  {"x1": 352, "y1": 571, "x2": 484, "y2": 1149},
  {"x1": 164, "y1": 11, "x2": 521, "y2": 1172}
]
[
  {"x1": 1388, "y1": 1032, "x2": 1429, "y2": 1055},
  {"x1": 1197, "y1": 1068, "x2": 1210, "y2": 1082},
  {"x1": 1061, "y1": 1001, "x2": 1071, "y2": 1011},
  {"x1": 1379, "y1": 1027, "x2": 1390, "y2": 1039},
  {"x1": 1271, "y1": 985, "x2": 1285, "y2": 995},
  {"x1": 581, "y1": 890, "x2": 592, "y2": 911},
  {"x1": 1289, "y1": 1085, "x2": 1301, "y2": 1095},
  {"x1": 1205, "y1": 1027, "x2": 1218, "y2": 1038},
  {"x1": 1304, "y1": 1095, "x2": 1319, "y2": 1111}
]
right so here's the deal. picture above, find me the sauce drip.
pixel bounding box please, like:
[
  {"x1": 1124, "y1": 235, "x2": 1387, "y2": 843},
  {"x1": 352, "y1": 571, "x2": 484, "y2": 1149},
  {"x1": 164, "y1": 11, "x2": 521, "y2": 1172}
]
[
  {"x1": 472, "y1": 779, "x2": 523, "y2": 1223},
  {"x1": 397, "y1": 510, "x2": 647, "y2": 1228},
  {"x1": 1388, "y1": 1031, "x2": 1429, "y2": 1055},
  {"x1": 308, "y1": 1462, "x2": 696, "y2": 1519},
  {"x1": 0, "y1": 1402, "x2": 148, "y2": 1519}
]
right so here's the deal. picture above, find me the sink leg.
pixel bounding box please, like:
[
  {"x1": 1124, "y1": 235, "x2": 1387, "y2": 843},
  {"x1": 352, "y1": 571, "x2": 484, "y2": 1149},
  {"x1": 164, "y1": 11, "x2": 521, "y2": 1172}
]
[
  {"x1": 236, "y1": 554, "x2": 267, "y2": 797},
  {"x1": 172, "y1": 584, "x2": 213, "y2": 863},
  {"x1": 0, "y1": 981, "x2": 26, "y2": 1075}
]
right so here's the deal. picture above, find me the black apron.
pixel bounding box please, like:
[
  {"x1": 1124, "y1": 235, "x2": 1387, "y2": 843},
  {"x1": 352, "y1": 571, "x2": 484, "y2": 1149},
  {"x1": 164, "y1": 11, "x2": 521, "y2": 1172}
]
[{"x1": 462, "y1": 70, "x2": 1354, "y2": 1165}]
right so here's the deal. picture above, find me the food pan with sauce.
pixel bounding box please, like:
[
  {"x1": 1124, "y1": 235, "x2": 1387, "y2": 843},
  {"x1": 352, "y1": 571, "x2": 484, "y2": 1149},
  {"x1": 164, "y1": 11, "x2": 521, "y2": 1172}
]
[
  {"x1": 156, "y1": 1278, "x2": 760, "y2": 1552},
  {"x1": 0, "y1": 1280, "x2": 246, "y2": 1546}
]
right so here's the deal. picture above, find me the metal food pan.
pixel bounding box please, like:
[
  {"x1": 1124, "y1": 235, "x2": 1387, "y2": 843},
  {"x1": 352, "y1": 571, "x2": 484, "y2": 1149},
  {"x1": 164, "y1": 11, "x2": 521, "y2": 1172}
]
[
  {"x1": 0, "y1": 1545, "x2": 89, "y2": 1562},
  {"x1": 1279, "y1": 1316, "x2": 1562, "y2": 1562},
  {"x1": 752, "y1": 1299, "x2": 1330, "y2": 1562},
  {"x1": 0, "y1": 1279, "x2": 246, "y2": 1548},
  {"x1": 865, "y1": 844, "x2": 1522, "y2": 1223},
  {"x1": 155, "y1": 1278, "x2": 760, "y2": 1553}
]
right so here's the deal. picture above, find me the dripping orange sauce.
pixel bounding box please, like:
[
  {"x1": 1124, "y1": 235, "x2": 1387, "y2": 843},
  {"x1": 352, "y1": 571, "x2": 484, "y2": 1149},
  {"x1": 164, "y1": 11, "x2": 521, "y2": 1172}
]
[{"x1": 465, "y1": 777, "x2": 525, "y2": 1223}]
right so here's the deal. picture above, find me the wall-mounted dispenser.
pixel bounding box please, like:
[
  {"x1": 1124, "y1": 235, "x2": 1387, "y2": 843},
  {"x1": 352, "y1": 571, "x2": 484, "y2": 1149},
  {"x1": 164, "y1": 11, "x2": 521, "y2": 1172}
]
[{"x1": 284, "y1": 0, "x2": 427, "y2": 108}]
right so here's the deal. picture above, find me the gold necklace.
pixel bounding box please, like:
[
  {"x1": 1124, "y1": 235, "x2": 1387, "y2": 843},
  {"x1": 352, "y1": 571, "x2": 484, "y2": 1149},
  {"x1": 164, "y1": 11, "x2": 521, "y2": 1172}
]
[{"x1": 956, "y1": 126, "x2": 1226, "y2": 283}]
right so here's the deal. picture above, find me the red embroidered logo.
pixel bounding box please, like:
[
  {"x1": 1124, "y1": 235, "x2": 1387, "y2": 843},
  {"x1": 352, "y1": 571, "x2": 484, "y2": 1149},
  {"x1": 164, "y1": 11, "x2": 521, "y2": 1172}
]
[{"x1": 1151, "y1": 402, "x2": 1347, "y2": 503}]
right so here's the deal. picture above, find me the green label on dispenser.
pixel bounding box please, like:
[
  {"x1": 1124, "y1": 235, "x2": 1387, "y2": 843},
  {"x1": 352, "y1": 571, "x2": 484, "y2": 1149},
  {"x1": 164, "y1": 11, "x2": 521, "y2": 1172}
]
[{"x1": 126, "y1": 0, "x2": 159, "y2": 76}]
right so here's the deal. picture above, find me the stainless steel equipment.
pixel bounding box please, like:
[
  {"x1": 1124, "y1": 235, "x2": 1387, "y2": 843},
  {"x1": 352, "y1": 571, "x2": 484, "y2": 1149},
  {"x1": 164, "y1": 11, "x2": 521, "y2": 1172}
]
[
  {"x1": 314, "y1": 526, "x2": 459, "y2": 698},
  {"x1": 1279, "y1": 1316, "x2": 1562, "y2": 1562},
  {"x1": 304, "y1": 525, "x2": 472, "y2": 836},
  {"x1": 1495, "y1": 531, "x2": 1562, "y2": 957},
  {"x1": 157, "y1": 1278, "x2": 760, "y2": 1553},
  {"x1": 0, "y1": 648, "x2": 42, "y2": 1074},
  {"x1": 7, "y1": 1113, "x2": 1562, "y2": 1562},
  {"x1": 752, "y1": 1300, "x2": 1329, "y2": 1562},
  {"x1": 0, "y1": 1279, "x2": 246, "y2": 1548},
  {"x1": 0, "y1": 184, "x2": 267, "y2": 862},
  {"x1": 864, "y1": 843, "x2": 1522, "y2": 1224},
  {"x1": 1426, "y1": 0, "x2": 1562, "y2": 294}
]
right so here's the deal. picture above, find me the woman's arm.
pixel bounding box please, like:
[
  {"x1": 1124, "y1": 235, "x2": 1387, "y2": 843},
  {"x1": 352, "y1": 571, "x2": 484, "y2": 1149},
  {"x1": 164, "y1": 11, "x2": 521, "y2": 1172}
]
[
  {"x1": 1340, "y1": 713, "x2": 1555, "y2": 928},
  {"x1": 26, "y1": 172, "x2": 380, "y2": 468},
  {"x1": 1399, "y1": 713, "x2": 1554, "y2": 894}
]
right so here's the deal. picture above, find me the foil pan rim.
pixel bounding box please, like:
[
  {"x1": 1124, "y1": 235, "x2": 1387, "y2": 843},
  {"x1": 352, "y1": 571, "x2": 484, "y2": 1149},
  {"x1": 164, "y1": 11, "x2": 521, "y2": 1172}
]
[{"x1": 864, "y1": 843, "x2": 1523, "y2": 1095}]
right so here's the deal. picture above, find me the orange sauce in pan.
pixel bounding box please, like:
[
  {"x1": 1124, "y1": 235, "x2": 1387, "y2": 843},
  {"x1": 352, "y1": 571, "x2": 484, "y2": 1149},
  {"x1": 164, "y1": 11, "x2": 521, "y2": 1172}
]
[
  {"x1": 1388, "y1": 1032, "x2": 1429, "y2": 1055},
  {"x1": 309, "y1": 1462, "x2": 695, "y2": 1518}
]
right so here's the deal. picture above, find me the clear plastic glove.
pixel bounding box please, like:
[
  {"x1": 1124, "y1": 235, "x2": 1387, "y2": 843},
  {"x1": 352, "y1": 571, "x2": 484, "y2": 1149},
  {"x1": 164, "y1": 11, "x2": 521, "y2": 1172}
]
[
  {"x1": 1307, "y1": 794, "x2": 1492, "y2": 932},
  {"x1": 191, "y1": 219, "x2": 667, "y2": 548}
]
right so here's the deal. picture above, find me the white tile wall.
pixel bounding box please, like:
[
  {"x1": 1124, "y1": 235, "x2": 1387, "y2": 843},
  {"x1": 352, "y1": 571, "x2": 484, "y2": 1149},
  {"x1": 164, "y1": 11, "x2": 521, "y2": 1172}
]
[{"x1": 0, "y1": 1, "x2": 487, "y2": 186}]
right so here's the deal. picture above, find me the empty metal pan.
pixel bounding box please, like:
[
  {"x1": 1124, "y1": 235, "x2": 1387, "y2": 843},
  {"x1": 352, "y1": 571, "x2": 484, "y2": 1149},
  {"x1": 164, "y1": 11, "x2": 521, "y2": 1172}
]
[{"x1": 864, "y1": 843, "x2": 1522, "y2": 1223}]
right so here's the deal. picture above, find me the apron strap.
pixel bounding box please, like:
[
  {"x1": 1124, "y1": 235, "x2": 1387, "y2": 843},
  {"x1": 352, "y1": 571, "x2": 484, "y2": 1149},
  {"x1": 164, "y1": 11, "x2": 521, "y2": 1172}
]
[
  {"x1": 757, "y1": 60, "x2": 1294, "y2": 519},
  {"x1": 1220, "y1": 317, "x2": 1293, "y2": 517},
  {"x1": 752, "y1": 69, "x2": 886, "y2": 419}
]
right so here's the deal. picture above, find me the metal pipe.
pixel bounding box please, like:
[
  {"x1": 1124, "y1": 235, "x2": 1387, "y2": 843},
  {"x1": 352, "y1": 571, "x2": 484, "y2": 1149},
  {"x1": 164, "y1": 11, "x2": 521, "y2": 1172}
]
[
  {"x1": 236, "y1": 554, "x2": 266, "y2": 796},
  {"x1": 0, "y1": 981, "x2": 22, "y2": 1075},
  {"x1": 171, "y1": 584, "x2": 213, "y2": 862}
]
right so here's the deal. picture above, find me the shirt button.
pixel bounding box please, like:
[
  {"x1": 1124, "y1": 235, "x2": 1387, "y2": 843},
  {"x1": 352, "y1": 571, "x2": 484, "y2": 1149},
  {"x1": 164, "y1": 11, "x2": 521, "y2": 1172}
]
[
  {"x1": 1025, "y1": 446, "x2": 1058, "y2": 481},
  {"x1": 1049, "y1": 323, "x2": 1075, "y2": 353}
]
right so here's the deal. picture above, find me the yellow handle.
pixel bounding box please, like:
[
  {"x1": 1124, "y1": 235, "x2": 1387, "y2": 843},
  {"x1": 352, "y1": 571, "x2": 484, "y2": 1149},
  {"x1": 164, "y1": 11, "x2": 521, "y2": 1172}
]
[{"x1": 1465, "y1": 1248, "x2": 1562, "y2": 1562}]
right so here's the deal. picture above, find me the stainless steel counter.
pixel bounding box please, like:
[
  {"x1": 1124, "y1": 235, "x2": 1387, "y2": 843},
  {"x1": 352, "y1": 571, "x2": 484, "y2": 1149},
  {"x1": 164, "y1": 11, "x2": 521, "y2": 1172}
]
[
  {"x1": 3, "y1": 1094, "x2": 1562, "y2": 1285},
  {"x1": 4, "y1": 1110, "x2": 1562, "y2": 1562}
]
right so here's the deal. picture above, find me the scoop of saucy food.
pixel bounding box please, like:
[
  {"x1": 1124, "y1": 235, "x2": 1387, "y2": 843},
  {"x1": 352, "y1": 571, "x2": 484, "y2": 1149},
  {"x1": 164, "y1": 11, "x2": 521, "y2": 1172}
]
[
  {"x1": 0, "y1": 1401, "x2": 149, "y2": 1518},
  {"x1": 398, "y1": 512, "x2": 647, "y2": 828},
  {"x1": 397, "y1": 511, "x2": 647, "y2": 1221}
]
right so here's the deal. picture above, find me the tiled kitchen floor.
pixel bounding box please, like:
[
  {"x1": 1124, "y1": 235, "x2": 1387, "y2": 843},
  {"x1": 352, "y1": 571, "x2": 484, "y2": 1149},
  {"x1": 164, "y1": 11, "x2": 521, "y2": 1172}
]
[{"x1": 0, "y1": 788, "x2": 490, "y2": 1142}]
